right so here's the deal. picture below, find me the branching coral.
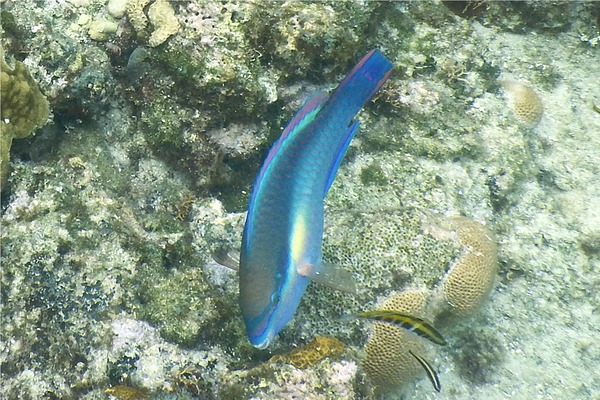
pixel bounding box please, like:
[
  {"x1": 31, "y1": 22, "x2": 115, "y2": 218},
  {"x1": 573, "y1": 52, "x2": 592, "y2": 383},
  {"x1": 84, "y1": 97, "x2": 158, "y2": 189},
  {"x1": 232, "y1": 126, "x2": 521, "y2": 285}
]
[{"x1": 0, "y1": 48, "x2": 49, "y2": 187}]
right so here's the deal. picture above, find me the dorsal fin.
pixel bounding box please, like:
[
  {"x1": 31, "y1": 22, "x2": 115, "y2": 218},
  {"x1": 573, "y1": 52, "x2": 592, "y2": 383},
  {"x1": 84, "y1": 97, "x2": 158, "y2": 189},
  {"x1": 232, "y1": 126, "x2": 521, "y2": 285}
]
[
  {"x1": 253, "y1": 91, "x2": 329, "y2": 191},
  {"x1": 323, "y1": 120, "x2": 359, "y2": 196}
]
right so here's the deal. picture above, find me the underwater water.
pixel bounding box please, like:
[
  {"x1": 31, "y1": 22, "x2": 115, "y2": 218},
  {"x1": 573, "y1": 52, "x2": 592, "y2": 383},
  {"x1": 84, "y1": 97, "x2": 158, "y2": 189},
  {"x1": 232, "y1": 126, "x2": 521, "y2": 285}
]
[{"x1": 1, "y1": 1, "x2": 599, "y2": 399}]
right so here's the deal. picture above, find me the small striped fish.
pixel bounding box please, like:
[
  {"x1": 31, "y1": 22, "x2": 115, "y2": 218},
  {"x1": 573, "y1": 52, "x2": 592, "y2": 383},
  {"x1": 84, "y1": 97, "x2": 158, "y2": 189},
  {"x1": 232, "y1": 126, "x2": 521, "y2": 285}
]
[
  {"x1": 409, "y1": 350, "x2": 442, "y2": 392},
  {"x1": 356, "y1": 310, "x2": 447, "y2": 346}
]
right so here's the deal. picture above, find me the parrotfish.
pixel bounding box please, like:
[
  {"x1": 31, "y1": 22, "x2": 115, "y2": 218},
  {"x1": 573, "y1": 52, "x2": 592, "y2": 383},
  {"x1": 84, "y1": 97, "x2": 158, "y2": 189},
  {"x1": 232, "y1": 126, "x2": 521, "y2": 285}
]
[{"x1": 239, "y1": 49, "x2": 393, "y2": 349}]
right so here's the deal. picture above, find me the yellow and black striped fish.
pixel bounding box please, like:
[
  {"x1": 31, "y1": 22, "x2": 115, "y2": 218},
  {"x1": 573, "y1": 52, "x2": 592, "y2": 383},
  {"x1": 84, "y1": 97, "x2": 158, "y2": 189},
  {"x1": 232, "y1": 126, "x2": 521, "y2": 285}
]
[
  {"x1": 409, "y1": 350, "x2": 442, "y2": 392},
  {"x1": 356, "y1": 310, "x2": 447, "y2": 346}
]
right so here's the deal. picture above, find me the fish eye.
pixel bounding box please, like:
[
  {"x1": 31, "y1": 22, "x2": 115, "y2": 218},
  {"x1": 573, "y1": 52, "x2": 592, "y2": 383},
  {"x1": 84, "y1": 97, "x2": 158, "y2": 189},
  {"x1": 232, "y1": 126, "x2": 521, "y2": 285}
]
[{"x1": 270, "y1": 291, "x2": 280, "y2": 305}]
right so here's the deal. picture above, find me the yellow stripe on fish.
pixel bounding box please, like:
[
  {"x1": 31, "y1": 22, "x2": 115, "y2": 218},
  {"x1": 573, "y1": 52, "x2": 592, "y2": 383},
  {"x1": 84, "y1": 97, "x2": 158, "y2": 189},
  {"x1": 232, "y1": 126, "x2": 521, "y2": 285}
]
[
  {"x1": 356, "y1": 310, "x2": 447, "y2": 346},
  {"x1": 409, "y1": 350, "x2": 442, "y2": 393}
]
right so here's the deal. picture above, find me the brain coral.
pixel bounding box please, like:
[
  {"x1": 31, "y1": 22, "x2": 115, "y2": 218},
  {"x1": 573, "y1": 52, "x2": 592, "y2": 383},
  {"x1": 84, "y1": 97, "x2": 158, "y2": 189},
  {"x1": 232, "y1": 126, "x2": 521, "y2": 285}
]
[
  {"x1": 0, "y1": 48, "x2": 49, "y2": 187},
  {"x1": 501, "y1": 81, "x2": 544, "y2": 126},
  {"x1": 357, "y1": 215, "x2": 497, "y2": 394},
  {"x1": 362, "y1": 289, "x2": 432, "y2": 394},
  {"x1": 289, "y1": 209, "x2": 460, "y2": 344},
  {"x1": 436, "y1": 217, "x2": 498, "y2": 316}
]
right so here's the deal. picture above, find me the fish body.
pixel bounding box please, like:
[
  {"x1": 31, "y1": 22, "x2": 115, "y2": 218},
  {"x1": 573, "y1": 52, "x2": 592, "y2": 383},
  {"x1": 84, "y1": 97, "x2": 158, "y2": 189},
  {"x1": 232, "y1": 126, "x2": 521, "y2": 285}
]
[
  {"x1": 409, "y1": 350, "x2": 442, "y2": 392},
  {"x1": 240, "y1": 50, "x2": 393, "y2": 348},
  {"x1": 356, "y1": 310, "x2": 448, "y2": 346}
]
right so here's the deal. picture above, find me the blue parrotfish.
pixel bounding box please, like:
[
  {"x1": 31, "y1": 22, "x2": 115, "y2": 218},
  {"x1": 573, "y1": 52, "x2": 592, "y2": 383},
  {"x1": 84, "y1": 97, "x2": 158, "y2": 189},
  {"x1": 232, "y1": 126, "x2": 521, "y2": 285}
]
[{"x1": 239, "y1": 49, "x2": 393, "y2": 349}]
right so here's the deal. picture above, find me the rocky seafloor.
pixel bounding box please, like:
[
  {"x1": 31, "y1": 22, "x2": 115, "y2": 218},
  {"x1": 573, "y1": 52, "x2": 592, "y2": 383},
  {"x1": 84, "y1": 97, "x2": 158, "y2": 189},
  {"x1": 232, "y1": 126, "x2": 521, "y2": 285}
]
[{"x1": 1, "y1": 1, "x2": 599, "y2": 399}]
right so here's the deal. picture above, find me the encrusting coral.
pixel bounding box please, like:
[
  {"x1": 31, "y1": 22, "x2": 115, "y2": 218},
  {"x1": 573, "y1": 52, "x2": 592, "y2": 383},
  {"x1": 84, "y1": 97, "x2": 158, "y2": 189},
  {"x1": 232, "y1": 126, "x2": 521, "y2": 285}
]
[
  {"x1": 270, "y1": 335, "x2": 346, "y2": 369},
  {"x1": 147, "y1": 0, "x2": 180, "y2": 47},
  {"x1": 0, "y1": 48, "x2": 49, "y2": 187}
]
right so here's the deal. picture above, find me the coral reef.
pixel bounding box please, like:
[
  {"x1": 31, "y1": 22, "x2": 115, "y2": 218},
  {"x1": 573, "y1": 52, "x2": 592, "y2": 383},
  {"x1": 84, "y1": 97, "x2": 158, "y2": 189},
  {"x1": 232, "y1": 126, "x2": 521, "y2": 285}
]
[
  {"x1": 1, "y1": 1, "x2": 599, "y2": 399},
  {"x1": 147, "y1": 0, "x2": 181, "y2": 48},
  {"x1": 126, "y1": 0, "x2": 152, "y2": 37},
  {"x1": 269, "y1": 336, "x2": 346, "y2": 369},
  {"x1": 0, "y1": 48, "x2": 49, "y2": 187},
  {"x1": 105, "y1": 385, "x2": 149, "y2": 400},
  {"x1": 88, "y1": 18, "x2": 119, "y2": 42},
  {"x1": 360, "y1": 216, "x2": 497, "y2": 394}
]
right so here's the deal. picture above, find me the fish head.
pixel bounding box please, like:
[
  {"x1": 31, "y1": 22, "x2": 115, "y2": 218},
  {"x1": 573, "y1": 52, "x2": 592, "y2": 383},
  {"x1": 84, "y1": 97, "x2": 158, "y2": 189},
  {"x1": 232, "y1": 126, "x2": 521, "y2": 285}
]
[{"x1": 239, "y1": 253, "x2": 311, "y2": 349}]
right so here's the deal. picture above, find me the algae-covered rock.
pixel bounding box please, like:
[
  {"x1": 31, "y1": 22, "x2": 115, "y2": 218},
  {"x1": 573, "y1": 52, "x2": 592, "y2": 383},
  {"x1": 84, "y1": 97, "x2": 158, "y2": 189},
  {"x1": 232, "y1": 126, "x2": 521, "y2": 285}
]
[{"x1": 0, "y1": 48, "x2": 49, "y2": 187}]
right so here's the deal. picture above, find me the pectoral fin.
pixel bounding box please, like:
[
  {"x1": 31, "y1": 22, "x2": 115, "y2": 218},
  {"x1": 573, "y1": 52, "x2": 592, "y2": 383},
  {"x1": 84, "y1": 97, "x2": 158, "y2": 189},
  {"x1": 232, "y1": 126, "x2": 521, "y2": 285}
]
[
  {"x1": 297, "y1": 261, "x2": 356, "y2": 294},
  {"x1": 212, "y1": 249, "x2": 240, "y2": 271}
]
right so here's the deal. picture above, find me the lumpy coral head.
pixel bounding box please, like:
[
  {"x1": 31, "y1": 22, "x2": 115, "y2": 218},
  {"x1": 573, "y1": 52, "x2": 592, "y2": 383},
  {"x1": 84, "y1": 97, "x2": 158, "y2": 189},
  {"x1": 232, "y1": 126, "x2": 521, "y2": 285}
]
[
  {"x1": 362, "y1": 289, "x2": 431, "y2": 394},
  {"x1": 441, "y1": 217, "x2": 498, "y2": 316},
  {"x1": 1, "y1": 49, "x2": 49, "y2": 187}
]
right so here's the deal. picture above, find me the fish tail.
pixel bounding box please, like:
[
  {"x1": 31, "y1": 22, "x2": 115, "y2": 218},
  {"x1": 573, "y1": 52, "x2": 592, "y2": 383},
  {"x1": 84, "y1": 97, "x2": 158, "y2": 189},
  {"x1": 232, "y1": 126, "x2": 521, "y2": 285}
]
[{"x1": 325, "y1": 49, "x2": 393, "y2": 123}]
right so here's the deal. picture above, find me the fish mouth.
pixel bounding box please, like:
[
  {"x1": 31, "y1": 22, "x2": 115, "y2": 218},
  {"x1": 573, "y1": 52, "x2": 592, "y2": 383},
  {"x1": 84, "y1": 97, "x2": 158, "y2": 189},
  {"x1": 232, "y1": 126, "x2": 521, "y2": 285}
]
[
  {"x1": 249, "y1": 332, "x2": 271, "y2": 349},
  {"x1": 253, "y1": 338, "x2": 270, "y2": 349}
]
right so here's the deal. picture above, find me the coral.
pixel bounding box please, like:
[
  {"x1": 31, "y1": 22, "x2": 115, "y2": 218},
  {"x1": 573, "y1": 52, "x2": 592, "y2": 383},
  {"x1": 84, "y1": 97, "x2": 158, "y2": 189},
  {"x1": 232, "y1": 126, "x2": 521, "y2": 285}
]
[
  {"x1": 243, "y1": 1, "x2": 378, "y2": 76},
  {"x1": 126, "y1": 0, "x2": 180, "y2": 47},
  {"x1": 88, "y1": 18, "x2": 119, "y2": 41},
  {"x1": 147, "y1": 0, "x2": 180, "y2": 47},
  {"x1": 269, "y1": 336, "x2": 346, "y2": 369},
  {"x1": 107, "y1": 0, "x2": 128, "y2": 19},
  {"x1": 105, "y1": 385, "x2": 149, "y2": 399},
  {"x1": 126, "y1": 0, "x2": 151, "y2": 35},
  {"x1": 285, "y1": 208, "x2": 461, "y2": 347},
  {"x1": 218, "y1": 360, "x2": 358, "y2": 399},
  {"x1": 0, "y1": 48, "x2": 49, "y2": 187},
  {"x1": 134, "y1": 265, "x2": 219, "y2": 347},
  {"x1": 501, "y1": 81, "x2": 544, "y2": 126},
  {"x1": 362, "y1": 290, "x2": 431, "y2": 394},
  {"x1": 174, "y1": 367, "x2": 212, "y2": 396},
  {"x1": 434, "y1": 217, "x2": 498, "y2": 316},
  {"x1": 336, "y1": 214, "x2": 497, "y2": 394}
]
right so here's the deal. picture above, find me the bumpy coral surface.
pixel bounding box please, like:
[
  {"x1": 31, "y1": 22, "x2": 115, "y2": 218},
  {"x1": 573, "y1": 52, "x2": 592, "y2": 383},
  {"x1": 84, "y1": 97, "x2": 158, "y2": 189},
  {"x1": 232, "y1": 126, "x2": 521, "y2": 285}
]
[
  {"x1": 357, "y1": 215, "x2": 497, "y2": 394},
  {"x1": 362, "y1": 290, "x2": 431, "y2": 394},
  {"x1": 0, "y1": 49, "x2": 49, "y2": 187},
  {"x1": 1, "y1": 1, "x2": 599, "y2": 399},
  {"x1": 270, "y1": 336, "x2": 346, "y2": 369},
  {"x1": 502, "y1": 81, "x2": 544, "y2": 126},
  {"x1": 126, "y1": 0, "x2": 182, "y2": 47},
  {"x1": 147, "y1": 0, "x2": 180, "y2": 47},
  {"x1": 438, "y1": 217, "x2": 498, "y2": 316}
]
